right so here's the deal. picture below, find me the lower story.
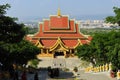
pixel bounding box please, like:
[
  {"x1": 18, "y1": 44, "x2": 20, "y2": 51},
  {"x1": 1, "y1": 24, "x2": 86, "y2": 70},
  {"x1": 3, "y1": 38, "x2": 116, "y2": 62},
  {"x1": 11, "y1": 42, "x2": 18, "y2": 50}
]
[{"x1": 37, "y1": 48, "x2": 77, "y2": 58}]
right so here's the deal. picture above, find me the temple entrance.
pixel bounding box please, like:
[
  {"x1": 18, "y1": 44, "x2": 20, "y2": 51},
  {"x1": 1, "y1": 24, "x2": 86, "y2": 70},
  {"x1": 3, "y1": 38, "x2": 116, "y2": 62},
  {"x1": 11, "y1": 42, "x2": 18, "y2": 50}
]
[{"x1": 54, "y1": 51, "x2": 64, "y2": 58}]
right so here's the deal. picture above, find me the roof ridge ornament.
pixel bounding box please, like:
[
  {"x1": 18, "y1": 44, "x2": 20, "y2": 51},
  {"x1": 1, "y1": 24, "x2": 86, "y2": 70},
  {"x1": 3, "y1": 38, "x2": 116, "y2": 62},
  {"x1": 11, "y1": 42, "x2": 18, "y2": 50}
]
[{"x1": 57, "y1": 8, "x2": 61, "y2": 16}]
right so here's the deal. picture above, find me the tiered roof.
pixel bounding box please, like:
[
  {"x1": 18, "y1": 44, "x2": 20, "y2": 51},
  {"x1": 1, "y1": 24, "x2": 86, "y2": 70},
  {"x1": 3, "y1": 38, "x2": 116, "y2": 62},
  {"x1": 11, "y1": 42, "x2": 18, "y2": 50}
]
[{"x1": 26, "y1": 9, "x2": 92, "y2": 50}]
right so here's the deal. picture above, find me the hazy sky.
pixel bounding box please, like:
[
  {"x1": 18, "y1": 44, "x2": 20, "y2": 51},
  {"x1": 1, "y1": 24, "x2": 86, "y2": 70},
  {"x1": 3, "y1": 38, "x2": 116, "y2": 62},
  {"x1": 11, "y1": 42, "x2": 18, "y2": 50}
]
[{"x1": 0, "y1": 0, "x2": 120, "y2": 20}]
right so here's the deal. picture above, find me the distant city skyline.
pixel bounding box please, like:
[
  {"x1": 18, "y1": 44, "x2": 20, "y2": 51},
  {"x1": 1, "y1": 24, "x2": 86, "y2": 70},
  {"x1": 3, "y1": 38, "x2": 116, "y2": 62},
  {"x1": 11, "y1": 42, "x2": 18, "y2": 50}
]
[{"x1": 0, "y1": 0, "x2": 120, "y2": 21}]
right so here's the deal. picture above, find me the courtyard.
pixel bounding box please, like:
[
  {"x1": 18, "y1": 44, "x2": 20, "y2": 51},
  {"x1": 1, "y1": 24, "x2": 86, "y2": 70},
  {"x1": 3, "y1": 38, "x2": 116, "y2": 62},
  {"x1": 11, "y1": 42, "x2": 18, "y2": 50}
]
[{"x1": 27, "y1": 69, "x2": 117, "y2": 80}]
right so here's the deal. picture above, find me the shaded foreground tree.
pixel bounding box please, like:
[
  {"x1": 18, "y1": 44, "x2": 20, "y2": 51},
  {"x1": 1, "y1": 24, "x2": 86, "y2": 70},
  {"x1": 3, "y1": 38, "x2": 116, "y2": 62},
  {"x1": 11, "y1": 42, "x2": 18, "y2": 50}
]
[
  {"x1": 76, "y1": 30, "x2": 120, "y2": 71},
  {"x1": 105, "y1": 7, "x2": 120, "y2": 26},
  {"x1": 0, "y1": 4, "x2": 26, "y2": 43},
  {"x1": 0, "y1": 4, "x2": 40, "y2": 70}
]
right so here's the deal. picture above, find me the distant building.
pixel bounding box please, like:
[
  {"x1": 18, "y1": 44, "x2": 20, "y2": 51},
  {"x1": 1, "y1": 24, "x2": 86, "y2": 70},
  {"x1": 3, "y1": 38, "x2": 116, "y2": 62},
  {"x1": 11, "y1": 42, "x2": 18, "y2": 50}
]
[
  {"x1": 77, "y1": 20, "x2": 118, "y2": 28},
  {"x1": 26, "y1": 9, "x2": 92, "y2": 58}
]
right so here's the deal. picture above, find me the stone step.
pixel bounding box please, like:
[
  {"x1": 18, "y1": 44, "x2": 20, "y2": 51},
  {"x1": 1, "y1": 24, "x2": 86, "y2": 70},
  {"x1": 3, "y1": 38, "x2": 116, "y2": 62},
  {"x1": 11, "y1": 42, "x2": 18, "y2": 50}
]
[{"x1": 38, "y1": 57, "x2": 82, "y2": 70}]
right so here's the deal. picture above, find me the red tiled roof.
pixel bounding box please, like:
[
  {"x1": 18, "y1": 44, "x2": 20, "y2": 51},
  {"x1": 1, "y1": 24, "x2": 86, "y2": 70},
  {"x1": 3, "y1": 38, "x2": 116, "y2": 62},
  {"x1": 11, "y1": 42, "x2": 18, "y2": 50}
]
[
  {"x1": 40, "y1": 39, "x2": 77, "y2": 48},
  {"x1": 62, "y1": 39, "x2": 78, "y2": 47},
  {"x1": 50, "y1": 16, "x2": 68, "y2": 29},
  {"x1": 26, "y1": 14, "x2": 92, "y2": 48},
  {"x1": 44, "y1": 20, "x2": 50, "y2": 31},
  {"x1": 43, "y1": 20, "x2": 75, "y2": 32},
  {"x1": 40, "y1": 39, "x2": 56, "y2": 47},
  {"x1": 81, "y1": 40, "x2": 89, "y2": 44},
  {"x1": 35, "y1": 33, "x2": 84, "y2": 38},
  {"x1": 34, "y1": 22, "x2": 84, "y2": 38},
  {"x1": 35, "y1": 39, "x2": 89, "y2": 48}
]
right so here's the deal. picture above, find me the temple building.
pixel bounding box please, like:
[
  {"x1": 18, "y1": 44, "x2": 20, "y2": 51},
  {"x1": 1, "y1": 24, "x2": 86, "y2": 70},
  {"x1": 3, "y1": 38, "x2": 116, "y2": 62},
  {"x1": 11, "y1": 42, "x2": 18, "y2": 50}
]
[{"x1": 26, "y1": 9, "x2": 92, "y2": 58}]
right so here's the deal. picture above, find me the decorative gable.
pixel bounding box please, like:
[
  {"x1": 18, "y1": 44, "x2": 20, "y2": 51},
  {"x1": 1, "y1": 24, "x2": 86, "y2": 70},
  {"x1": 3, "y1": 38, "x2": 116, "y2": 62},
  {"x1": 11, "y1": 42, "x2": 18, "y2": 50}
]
[
  {"x1": 35, "y1": 40, "x2": 44, "y2": 48},
  {"x1": 50, "y1": 37, "x2": 68, "y2": 51}
]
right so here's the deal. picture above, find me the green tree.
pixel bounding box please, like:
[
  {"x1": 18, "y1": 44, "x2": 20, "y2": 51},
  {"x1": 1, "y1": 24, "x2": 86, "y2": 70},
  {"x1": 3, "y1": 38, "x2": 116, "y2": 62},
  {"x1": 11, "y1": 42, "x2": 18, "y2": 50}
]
[
  {"x1": 76, "y1": 44, "x2": 96, "y2": 66},
  {"x1": 106, "y1": 30, "x2": 120, "y2": 71},
  {"x1": 15, "y1": 40, "x2": 40, "y2": 65},
  {"x1": 92, "y1": 33, "x2": 110, "y2": 64},
  {"x1": 28, "y1": 59, "x2": 39, "y2": 68},
  {"x1": 76, "y1": 30, "x2": 120, "y2": 71},
  {"x1": 0, "y1": 4, "x2": 40, "y2": 69},
  {"x1": 0, "y1": 4, "x2": 10, "y2": 15},
  {"x1": 105, "y1": 7, "x2": 120, "y2": 26},
  {"x1": 0, "y1": 11, "x2": 26, "y2": 43}
]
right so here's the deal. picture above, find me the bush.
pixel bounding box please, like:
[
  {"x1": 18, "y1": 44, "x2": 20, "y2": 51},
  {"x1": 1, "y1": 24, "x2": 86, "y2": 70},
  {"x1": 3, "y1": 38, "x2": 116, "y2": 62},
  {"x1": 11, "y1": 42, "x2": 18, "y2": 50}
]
[{"x1": 73, "y1": 67, "x2": 78, "y2": 72}]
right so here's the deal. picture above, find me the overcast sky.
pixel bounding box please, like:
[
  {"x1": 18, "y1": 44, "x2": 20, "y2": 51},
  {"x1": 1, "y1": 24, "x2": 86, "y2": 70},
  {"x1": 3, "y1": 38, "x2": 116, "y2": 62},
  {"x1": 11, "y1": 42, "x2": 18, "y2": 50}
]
[{"x1": 0, "y1": 0, "x2": 120, "y2": 21}]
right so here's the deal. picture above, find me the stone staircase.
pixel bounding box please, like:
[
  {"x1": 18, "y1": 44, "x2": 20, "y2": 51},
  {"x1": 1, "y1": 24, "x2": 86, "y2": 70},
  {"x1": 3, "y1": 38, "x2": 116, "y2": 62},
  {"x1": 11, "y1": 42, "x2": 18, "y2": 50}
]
[
  {"x1": 52, "y1": 58, "x2": 66, "y2": 68},
  {"x1": 37, "y1": 57, "x2": 82, "y2": 70},
  {"x1": 38, "y1": 57, "x2": 53, "y2": 68},
  {"x1": 65, "y1": 58, "x2": 82, "y2": 70}
]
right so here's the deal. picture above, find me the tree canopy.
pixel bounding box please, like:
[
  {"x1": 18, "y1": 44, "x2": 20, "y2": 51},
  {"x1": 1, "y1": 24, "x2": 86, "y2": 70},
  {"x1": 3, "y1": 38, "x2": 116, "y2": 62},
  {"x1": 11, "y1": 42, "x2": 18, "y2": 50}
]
[
  {"x1": 0, "y1": 4, "x2": 40, "y2": 70},
  {"x1": 0, "y1": 4, "x2": 10, "y2": 15},
  {"x1": 105, "y1": 7, "x2": 120, "y2": 26},
  {"x1": 76, "y1": 30, "x2": 120, "y2": 71},
  {"x1": 0, "y1": 4, "x2": 27, "y2": 43}
]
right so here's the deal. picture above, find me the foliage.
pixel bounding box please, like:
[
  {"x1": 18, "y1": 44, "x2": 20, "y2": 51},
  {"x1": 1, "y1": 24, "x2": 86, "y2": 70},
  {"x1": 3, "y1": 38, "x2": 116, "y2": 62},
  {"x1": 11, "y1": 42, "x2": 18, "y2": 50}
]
[
  {"x1": 0, "y1": 40, "x2": 40, "y2": 67},
  {"x1": 0, "y1": 4, "x2": 40, "y2": 70},
  {"x1": 26, "y1": 27, "x2": 38, "y2": 34},
  {"x1": 13, "y1": 40, "x2": 40, "y2": 64},
  {"x1": 105, "y1": 7, "x2": 120, "y2": 26},
  {"x1": 0, "y1": 4, "x2": 27, "y2": 43},
  {"x1": 0, "y1": 16, "x2": 27, "y2": 43},
  {"x1": 0, "y1": 4, "x2": 10, "y2": 15},
  {"x1": 28, "y1": 59, "x2": 39, "y2": 69},
  {"x1": 76, "y1": 44, "x2": 96, "y2": 65},
  {"x1": 76, "y1": 30, "x2": 120, "y2": 70},
  {"x1": 80, "y1": 28, "x2": 114, "y2": 36}
]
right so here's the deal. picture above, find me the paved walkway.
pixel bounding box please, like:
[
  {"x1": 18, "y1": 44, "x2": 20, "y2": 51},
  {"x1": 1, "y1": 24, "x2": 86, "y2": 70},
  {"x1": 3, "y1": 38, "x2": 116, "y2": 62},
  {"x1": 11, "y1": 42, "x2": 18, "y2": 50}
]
[
  {"x1": 26, "y1": 69, "x2": 117, "y2": 80},
  {"x1": 75, "y1": 70, "x2": 117, "y2": 80}
]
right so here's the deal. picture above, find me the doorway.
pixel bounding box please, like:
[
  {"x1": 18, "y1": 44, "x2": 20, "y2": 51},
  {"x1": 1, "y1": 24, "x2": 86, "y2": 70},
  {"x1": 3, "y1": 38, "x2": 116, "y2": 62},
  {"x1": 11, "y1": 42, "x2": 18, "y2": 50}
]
[{"x1": 54, "y1": 51, "x2": 64, "y2": 58}]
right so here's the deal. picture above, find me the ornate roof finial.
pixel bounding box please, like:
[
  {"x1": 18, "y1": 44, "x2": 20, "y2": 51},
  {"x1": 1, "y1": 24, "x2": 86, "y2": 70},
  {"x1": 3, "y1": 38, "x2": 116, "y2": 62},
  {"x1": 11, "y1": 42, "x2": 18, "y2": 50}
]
[{"x1": 57, "y1": 8, "x2": 61, "y2": 16}]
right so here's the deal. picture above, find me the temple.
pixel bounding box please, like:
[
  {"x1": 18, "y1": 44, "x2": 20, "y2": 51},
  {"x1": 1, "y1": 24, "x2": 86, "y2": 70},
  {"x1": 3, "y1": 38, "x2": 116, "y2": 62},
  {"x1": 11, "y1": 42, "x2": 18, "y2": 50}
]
[{"x1": 26, "y1": 9, "x2": 92, "y2": 58}]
